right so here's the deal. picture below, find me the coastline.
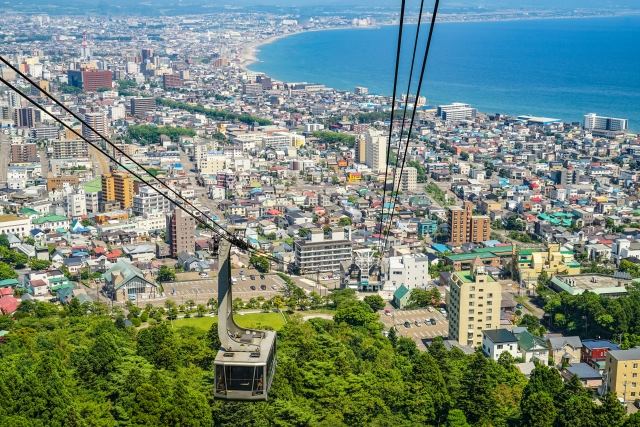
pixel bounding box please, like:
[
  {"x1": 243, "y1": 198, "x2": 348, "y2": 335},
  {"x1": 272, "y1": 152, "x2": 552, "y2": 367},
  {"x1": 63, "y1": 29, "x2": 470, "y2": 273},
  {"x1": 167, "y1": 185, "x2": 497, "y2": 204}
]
[{"x1": 239, "y1": 11, "x2": 640, "y2": 72}]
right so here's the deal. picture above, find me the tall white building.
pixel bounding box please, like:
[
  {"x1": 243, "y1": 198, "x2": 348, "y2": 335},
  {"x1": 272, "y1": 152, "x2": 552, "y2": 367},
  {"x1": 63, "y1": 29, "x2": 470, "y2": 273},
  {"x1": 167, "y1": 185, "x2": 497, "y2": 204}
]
[
  {"x1": 133, "y1": 185, "x2": 173, "y2": 216},
  {"x1": 584, "y1": 113, "x2": 628, "y2": 132},
  {"x1": 82, "y1": 111, "x2": 107, "y2": 142},
  {"x1": 364, "y1": 128, "x2": 387, "y2": 172},
  {"x1": 294, "y1": 227, "x2": 352, "y2": 273},
  {"x1": 399, "y1": 166, "x2": 418, "y2": 192},
  {"x1": 384, "y1": 253, "x2": 430, "y2": 291},
  {"x1": 437, "y1": 102, "x2": 477, "y2": 122},
  {"x1": 66, "y1": 188, "x2": 87, "y2": 218}
]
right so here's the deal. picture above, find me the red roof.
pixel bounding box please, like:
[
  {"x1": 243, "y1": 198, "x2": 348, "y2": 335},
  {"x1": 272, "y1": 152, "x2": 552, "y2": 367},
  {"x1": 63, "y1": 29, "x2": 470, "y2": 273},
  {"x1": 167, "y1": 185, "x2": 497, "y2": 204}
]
[
  {"x1": 0, "y1": 288, "x2": 12, "y2": 297},
  {"x1": 0, "y1": 296, "x2": 18, "y2": 315},
  {"x1": 266, "y1": 209, "x2": 281, "y2": 215},
  {"x1": 107, "y1": 249, "x2": 123, "y2": 259},
  {"x1": 30, "y1": 279, "x2": 47, "y2": 287},
  {"x1": 94, "y1": 247, "x2": 107, "y2": 254}
]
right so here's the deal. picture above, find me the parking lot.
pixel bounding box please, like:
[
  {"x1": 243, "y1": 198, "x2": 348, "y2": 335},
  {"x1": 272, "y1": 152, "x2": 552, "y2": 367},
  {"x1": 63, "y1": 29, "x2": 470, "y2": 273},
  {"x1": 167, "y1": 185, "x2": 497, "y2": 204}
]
[{"x1": 380, "y1": 308, "x2": 449, "y2": 349}]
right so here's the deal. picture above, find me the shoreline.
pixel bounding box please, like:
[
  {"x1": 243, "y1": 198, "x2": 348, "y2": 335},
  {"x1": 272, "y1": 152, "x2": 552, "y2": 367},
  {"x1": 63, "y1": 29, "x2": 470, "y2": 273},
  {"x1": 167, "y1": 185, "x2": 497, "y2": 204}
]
[{"x1": 239, "y1": 11, "x2": 640, "y2": 72}]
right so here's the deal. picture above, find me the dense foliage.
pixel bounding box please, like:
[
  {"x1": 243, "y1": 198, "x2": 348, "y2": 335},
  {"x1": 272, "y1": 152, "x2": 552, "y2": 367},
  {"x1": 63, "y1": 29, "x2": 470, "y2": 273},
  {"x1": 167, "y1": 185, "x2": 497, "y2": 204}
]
[
  {"x1": 542, "y1": 284, "x2": 640, "y2": 348},
  {"x1": 126, "y1": 124, "x2": 196, "y2": 144},
  {"x1": 0, "y1": 292, "x2": 633, "y2": 426},
  {"x1": 311, "y1": 130, "x2": 356, "y2": 148},
  {"x1": 157, "y1": 98, "x2": 272, "y2": 126}
]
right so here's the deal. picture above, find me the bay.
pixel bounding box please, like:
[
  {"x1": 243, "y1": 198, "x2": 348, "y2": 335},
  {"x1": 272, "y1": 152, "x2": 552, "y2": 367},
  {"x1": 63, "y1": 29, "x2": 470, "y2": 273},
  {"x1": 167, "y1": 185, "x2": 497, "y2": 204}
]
[{"x1": 252, "y1": 17, "x2": 640, "y2": 129}]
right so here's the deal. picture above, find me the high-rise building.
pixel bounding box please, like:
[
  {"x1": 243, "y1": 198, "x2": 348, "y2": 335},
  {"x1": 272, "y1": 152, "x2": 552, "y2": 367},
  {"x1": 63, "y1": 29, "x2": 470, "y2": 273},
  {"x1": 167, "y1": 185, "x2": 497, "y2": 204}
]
[
  {"x1": 133, "y1": 185, "x2": 173, "y2": 216},
  {"x1": 52, "y1": 139, "x2": 89, "y2": 159},
  {"x1": 141, "y1": 48, "x2": 154, "y2": 62},
  {"x1": 355, "y1": 86, "x2": 369, "y2": 95},
  {"x1": 166, "y1": 208, "x2": 196, "y2": 257},
  {"x1": 30, "y1": 125, "x2": 59, "y2": 140},
  {"x1": 14, "y1": 107, "x2": 40, "y2": 127},
  {"x1": 162, "y1": 74, "x2": 183, "y2": 90},
  {"x1": 67, "y1": 189, "x2": 87, "y2": 218},
  {"x1": 101, "y1": 172, "x2": 134, "y2": 210},
  {"x1": 294, "y1": 227, "x2": 352, "y2": 274},
  {"x1": 447, "y1": 201, "x2": 490, "y2": 246},
  {"x1": 10, "y1": 143, "x2": 38, "y2": 163},
  {"x1": 67, "y1": 70, "x2": 112, "y2": 92},
  {"x1": 584, "y1": 113, "x2": 628, "y2": 132},
  {"x1": 130, "y1": 97, "x2": 156, "y2": 117},
  {"x1": 399, "y1": 167, "x2": 418, "y2": 192},
  {"x1": 364, "y1": 128, "x2": 387, "y2": 172},
  {"x1": 447, "y1": 261, "x2": 502, "y2": 348},
  {"x1": 437, "y1": 102, "x2": 477, "y2": 122},
  {"x1": 82, "y1": 112, "x2": 107, "y2": 142}
]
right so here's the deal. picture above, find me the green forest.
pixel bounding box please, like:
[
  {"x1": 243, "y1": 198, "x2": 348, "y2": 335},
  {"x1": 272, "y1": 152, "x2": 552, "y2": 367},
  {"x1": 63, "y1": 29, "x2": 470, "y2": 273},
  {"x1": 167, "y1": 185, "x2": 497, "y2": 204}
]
[
  {"x1": 0, "y1": 290, "x2": 636, "y2": 426},
  {"x1": 156, "y1": 98, "x2": 272, "y2": 126}
]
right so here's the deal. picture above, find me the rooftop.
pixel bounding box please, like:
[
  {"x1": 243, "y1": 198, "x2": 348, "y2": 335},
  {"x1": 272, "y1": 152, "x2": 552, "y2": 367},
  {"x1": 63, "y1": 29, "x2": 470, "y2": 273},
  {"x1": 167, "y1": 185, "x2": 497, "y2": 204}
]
[
  {"x1": 484, "y1": 329, "x2": 517, "y2": 344},
  {"x1": 609, "y1": 348, "x2": 640, "y2": 361},
  {"x1": 550, "y1": 274, "x2": 631, "y2": 296}
]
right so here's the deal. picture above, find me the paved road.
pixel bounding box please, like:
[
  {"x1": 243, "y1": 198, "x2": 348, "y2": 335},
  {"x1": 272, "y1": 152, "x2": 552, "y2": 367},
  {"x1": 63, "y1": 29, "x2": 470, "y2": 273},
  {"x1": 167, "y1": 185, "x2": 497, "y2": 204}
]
[
  {"x1": 380, "y1": 307, "x2": 449, "y2": 350},
  {"x1": 0, "y1": 133, "x2": 10, "y2": 187}
]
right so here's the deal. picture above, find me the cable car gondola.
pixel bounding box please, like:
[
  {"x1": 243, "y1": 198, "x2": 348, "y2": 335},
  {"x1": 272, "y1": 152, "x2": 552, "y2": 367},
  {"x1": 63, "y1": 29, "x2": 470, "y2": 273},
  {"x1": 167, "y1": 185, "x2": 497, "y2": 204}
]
[{"x1": 214, "y1": 241, "x2": 276, "y2": 401}]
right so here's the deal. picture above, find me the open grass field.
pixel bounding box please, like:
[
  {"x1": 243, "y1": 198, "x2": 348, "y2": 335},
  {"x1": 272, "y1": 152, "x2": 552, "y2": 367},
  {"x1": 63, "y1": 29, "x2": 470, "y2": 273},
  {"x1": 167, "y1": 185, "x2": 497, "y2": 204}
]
[{"x1": 172, "y1": 312, "x2": 287, "y2": 331}]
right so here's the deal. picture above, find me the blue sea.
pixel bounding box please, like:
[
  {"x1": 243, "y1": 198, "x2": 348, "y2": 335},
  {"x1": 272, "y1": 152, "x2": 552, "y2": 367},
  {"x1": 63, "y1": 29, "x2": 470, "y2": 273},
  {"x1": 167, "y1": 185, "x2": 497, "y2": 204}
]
[{"x1": 252, "y1": 17, "x2": 640, "y2": 129}]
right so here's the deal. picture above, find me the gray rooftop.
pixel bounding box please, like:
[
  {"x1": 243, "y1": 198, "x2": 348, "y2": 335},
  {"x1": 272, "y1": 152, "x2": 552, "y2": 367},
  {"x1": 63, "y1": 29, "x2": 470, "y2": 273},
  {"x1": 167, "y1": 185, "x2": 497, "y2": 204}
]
[
  {"x1": 484, "y1": 329, "x2": 517, "y2": 344},
  {"x1": 609, "y1": 347, "x2": 640, "y2": 361}
]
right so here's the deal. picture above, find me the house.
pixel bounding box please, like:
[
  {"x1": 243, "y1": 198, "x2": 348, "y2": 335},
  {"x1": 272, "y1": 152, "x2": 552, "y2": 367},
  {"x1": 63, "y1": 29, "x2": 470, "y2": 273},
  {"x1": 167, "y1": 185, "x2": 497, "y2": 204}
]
[
  {"x1": 28, "y1": 279, "x2": 49, "y2": 297},
  {"x1": 63, "y1": 257, "x2": 85, "y2": 275},
  {"x1": 392, "y1": 284, "x2": 411, "y2": 309},
  {"x1": 547, "y1": 335, "x2": 583, "y2": 366},
  {"x1": 482, "y1": 329, "x2": 519, "y2": 361},
  {"x1": 0, "y1": 288, "x2": 19, "y2": 315},
  {"x1": 103, "y1": 260, "x2": 158, "y2": 303},
  {"x1": 562, "y1": 363, "x2": 603, "y2": 390},
  {"x1": 0, "y1": 279, "x2": 20, "y2": 289},
  {"x1": 514, "y1": 328, "x2": 549, "y2": 363},
  {"x1": 581, "y1": 339, "x2": 620, "y2": 371}
]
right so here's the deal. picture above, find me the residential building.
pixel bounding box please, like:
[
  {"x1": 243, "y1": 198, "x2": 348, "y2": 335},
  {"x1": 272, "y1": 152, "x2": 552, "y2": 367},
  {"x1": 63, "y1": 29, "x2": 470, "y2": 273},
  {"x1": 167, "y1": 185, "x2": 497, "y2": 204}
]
[
  {"x1": 437, "y1": 102, "x2": 477, "y2": 122},
  {"x1": 294, "y1": 227, "x2": 352, "y2": 274},
  {"x1": 82, "y1": 111, "x2": 107, "y2": 142},
  {"x1": 52, "y1": 139, "x2": 89, "y2": 159},
  {"x1": 514, "y1": 328, "x2": 549, "y2": 363},
  {"x1": 482, "y1": 329, "x2": 519, "y2": 361},
  {"x1": 10, "y1": 143, "x2": 37, "y2": 163},
  {"x1": 562, "y1": 363, "x2": 603, "y2": 391},
  {"x1": 447, "y1": 260, "x2": 502, "y2": 348},
  {"x1": 130, "y1": 97, "x2": 156, "y2": 117},
  {"x1": 447, "y1": 201, "x2": 490, "y2": 246},
  {"x1": 399, "y1": 167, "x2": 418, "y2": 192},
  {"x1": 101, "y1": 172, "x2": 134, "y2": 210},
  {"x1": 363, "y1": 128, "x2": 387, "y2": 172},
  {"x1": 384, "y1": 253, "x2": 429, "y2": 291},
  {"x1": 547, "y1": 335, "x2": 583, "y2": 367},
  {"x1": 162, "y1": 74, "x2": 183, "y2": 90},
  {"x1": 14, "y1": 107, "x2": 39, "y2": 127},
  {"x1": 582, "y1": 340, "x2": 620, "y2": 370},
  {"x1": 133, "y1": 185, "x2": 173, "y2": 216},
  {"x1": 604, "y1": 348, "x2": 640, "y2": 402},
  {"x1": 392, "y1": 284, "x2": 411, "y2": 309},
  {"x1": 66, "y1": 189, "x2": 87, "y2": 218},
  {"x1": 166, "y1": 208, "x2": 196, "y2": 257}
]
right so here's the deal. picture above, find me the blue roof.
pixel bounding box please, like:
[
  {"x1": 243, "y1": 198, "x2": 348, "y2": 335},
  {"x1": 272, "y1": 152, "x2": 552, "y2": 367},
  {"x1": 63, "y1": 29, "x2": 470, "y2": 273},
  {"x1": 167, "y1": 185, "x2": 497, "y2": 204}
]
[
  {"x1": 432, "y1": 243, "x2": 450, "y2": 253},
  {"x1": 581, "y1": 339, "x2": 620, "y2": 351}
]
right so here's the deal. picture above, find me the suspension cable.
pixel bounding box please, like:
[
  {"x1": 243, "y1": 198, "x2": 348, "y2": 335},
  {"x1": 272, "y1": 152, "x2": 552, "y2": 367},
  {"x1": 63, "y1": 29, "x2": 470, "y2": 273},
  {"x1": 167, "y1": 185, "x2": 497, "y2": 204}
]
[
  {"x1": 381, "y1": 0, "x2": 426, "y2": 252},
  {"x1": 377, "y1": 0, "x2": 407, "y2": 256},
  {"x1": 382, "y1": 0, "x2": 440, "y2": 254}
]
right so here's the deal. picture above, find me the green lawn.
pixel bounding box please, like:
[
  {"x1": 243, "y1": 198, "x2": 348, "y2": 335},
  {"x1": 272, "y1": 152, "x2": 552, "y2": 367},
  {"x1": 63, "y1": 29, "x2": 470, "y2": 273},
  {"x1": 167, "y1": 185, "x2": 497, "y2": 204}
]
[{"x1": 172, "y1": 312, "x2": 286, "y2": 331}]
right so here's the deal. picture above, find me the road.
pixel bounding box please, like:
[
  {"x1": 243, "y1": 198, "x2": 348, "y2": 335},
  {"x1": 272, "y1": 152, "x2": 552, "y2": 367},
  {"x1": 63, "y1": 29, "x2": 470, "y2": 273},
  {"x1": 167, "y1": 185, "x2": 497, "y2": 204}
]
[{"x1": 0, "y1": 133, "x2": 10, "y2": 187}]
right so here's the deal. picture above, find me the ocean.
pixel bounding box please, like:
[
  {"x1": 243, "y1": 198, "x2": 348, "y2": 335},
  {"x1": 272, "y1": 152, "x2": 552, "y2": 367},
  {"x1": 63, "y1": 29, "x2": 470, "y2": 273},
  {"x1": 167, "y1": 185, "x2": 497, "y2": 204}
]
[{"x1": 251, "y1": 17, "x2": 640, "y2": 129}]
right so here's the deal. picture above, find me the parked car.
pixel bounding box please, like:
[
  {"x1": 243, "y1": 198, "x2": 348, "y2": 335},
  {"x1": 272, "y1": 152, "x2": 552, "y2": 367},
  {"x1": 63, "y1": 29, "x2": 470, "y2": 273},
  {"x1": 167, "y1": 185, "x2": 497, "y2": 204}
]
[
  {"x1": 250, "y1": 285, "x2": 256, "y2": 291},
  {"x1": 404, "y1": 321, "x2": 411, "y2": 328},
  {"x1": 430, "y1": 319, "x2": 437, "y2": 325},
  {"x1": 260, "y1": 284, "x2": 267, "y2": 290}
]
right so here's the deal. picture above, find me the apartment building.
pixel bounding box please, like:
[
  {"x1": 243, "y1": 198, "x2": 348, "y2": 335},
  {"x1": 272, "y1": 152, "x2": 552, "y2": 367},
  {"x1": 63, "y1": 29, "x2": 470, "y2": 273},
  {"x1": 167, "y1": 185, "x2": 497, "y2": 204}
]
[
  {"x1": 166, "y1": 208, "x2": 196, "y2": 257},
  {"x1": 384, "y1": 253, "x2": 429, "y2": 291},
  {"x1": 604, "y1": 348, "x2": 640, "y2": 402},
  {"x1": 447, "y1": 201, "x2": 491, "y2": 246},
  {"x1": 101, "y1": 172, "x2": 134, "y2": 210},
  {"x1": 363, "y1": 128, "x2": 387, "y2": 172},
  {"x1": 447, "y1": 261, "x2": 502, "y2": 348},
  {"x1": 52, "y1": 139, "x2": 89, "y2": 159},
  {"x1": 294, "y1": 227, "x2": 352, "y2": 274}
]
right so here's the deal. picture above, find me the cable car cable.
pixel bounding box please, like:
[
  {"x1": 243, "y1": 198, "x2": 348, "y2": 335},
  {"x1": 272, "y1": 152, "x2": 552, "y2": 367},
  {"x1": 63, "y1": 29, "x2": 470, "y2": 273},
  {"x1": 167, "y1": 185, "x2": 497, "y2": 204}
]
[
  {"x1": 382, "y1": 0, "x2": 440, "y2": 254},
  {"x1": 380, "y1": 0, "x2": 426, "y2": 254},
  {"x1": 377, "y1": 0, "x2": 407, "y2": 257}
]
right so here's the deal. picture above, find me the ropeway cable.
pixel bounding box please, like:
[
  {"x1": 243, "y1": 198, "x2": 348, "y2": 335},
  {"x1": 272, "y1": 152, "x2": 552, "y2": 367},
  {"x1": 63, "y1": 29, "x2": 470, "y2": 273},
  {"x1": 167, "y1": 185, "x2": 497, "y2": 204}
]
[
  {"x1": 381, "y1": 0, "x2": 440, "y2": 254},
  {"x1": 377, "y1": 0, "x2": 407, "y2": 257}
]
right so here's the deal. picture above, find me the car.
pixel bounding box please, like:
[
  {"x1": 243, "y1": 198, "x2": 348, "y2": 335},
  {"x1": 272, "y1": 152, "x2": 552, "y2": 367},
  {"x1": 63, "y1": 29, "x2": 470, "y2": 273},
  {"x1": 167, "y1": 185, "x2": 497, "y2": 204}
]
[
  {"x1": 271, "y1": 285, "x2": 277, "y2": 290},
  {"x1": 260, "y1": 284, "x2": 267, "y2": 290},
  {"x1": 250, "y1": 285, "x2": 256, "y2": 291},
  {"x1": 260, "y1": 274, "x2": 265, "y2": 280},
  {"x1": 427, "y1": 306, "x2": 434, "y2": 312},
  {"x1": 199, "y1": 272, "x2": 208, "y2": 278},
  {"x1": 430, "y1": 319, "x2": 437, "y2": 325},
  {"x1": 425, "y1": 318, "x2": 431, "y2": 324},
  {"x1": 414, "y1": 320, "x2": 420, "y2": 326},
  {"x1": 403, "y1": 321, "x2": 411, "y2": 328},
  {"x1": 250, "y1": 275, "x2": 255, "y2": 280},
  {"x1": 516, "y1": 303, "x2": 524, "y2": 310},
  {"x1": 634, "y1": 399, "x2": 640, "y2": 409}
]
